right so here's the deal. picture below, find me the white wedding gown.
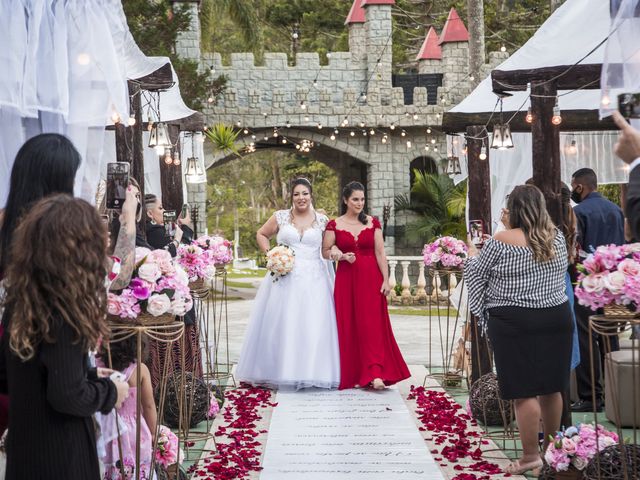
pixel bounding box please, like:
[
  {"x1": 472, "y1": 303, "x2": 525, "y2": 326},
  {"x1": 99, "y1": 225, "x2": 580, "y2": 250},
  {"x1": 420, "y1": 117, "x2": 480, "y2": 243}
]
[{"x1": 236, "y1": 210, "x2": 340, "y2": 389}]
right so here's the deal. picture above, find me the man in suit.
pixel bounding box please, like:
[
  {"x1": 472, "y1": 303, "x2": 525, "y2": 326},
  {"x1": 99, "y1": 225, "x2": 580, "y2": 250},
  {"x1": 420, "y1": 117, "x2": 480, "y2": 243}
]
[
  {"x1": 570, "y1": 167, "x2": 625, "y2": 412},
  {"x1": 613, "y1": 111, "x2": 640, "y2": 240}
]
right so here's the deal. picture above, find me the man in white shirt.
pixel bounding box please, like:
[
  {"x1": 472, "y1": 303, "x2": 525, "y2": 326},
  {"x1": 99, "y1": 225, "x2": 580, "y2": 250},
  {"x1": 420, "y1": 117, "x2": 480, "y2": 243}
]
[{"x1": 613, "y1": 111, "x2": 640, "y2": 241}]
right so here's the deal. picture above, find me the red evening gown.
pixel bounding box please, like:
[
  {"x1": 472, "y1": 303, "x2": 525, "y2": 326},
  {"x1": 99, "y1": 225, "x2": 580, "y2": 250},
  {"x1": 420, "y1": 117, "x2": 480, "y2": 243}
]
[{"x1": 326, "y1": 217, "x2": 410, "y2": 389}]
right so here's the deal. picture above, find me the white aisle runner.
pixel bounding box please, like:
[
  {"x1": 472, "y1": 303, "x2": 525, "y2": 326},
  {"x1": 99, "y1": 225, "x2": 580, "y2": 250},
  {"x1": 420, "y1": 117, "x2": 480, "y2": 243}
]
[{"x1": 260, "y1": 388, "x2": 445, "y2": 480}]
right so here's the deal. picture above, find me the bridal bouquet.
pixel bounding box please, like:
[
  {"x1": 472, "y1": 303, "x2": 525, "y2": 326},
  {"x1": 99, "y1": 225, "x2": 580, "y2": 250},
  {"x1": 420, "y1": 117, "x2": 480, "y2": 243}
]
[
  {"x1": 266, "y1": 245, "x2": 295, "y2": 281},
  {"x1": 544, "y1": 423, "x2": 618, "y2": 472},
  {"x1": 422, "y1": 236, "x2": 468, "y2": 270},
  {"x1": 155, "y1": 425, "x2": 183, "y2": 467},
  {"x1": 195, "y1": 234, "x2": 234, "y2": 266},
  {"x1": 108, "y1": 247, "x2": 193, "y2": 319},
  {"x1": 574, "y1": 243, "x2": 640, "y2": 310}
]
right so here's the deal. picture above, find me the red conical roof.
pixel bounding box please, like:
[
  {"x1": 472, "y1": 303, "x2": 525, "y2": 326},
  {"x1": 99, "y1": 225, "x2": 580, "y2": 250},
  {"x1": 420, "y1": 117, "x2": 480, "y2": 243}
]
[
  {"x1": 416, "y1": 27, "x2": 442, "y2": 60},
  {"x1": 438, "y1": 7, "x2": 469, "y2": 44},
  {"x1": 345, "y1": 0, "x2": 366, "y2": 24},
  {"x1": 360, "y1": 0, "x2": 396, "y2": 6}
]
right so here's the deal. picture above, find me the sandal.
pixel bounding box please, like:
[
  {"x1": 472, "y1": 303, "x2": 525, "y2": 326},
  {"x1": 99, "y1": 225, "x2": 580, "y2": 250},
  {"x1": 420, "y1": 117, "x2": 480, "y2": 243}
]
[
  {"x1": 371, "y1": 378, "x2": 386, "y2": 390},
  {"x1": 503, "y1": 458, "x2": 543, "y2": 475}
]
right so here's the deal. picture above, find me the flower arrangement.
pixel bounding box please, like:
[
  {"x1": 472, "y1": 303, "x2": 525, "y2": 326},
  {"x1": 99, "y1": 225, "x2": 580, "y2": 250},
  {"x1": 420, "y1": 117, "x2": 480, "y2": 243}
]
[
  {"x1": 194, "y1": 234, "x2": 233, "y2": 266},
  {"x1": 422, "y1": 236, "x2": 468, "y2": 270},
  {"x1": 207, "y1": 396, "x2": 220, "y2": 419},
  {"x1": 155, "y1": 425, "x2": 183, "y2": 467},
  {"x1": 574, "y1": 243, "x2": 640, "y2": 310},
  {"x1": 266, "y1": 245, "x2": 295, "y2": 281},
  {"x1": 107, "y1": 247, "x2": 192, "y2": 319},
  {"x1": 544, "y1": 423, "x2": 618, "y2": 472}
]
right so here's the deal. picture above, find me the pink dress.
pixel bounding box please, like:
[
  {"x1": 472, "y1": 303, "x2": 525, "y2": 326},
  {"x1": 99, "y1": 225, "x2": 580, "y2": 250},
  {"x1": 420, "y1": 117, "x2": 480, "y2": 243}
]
[{"x1": 102, "y1": 363, "x2": 153, "y2": 480}]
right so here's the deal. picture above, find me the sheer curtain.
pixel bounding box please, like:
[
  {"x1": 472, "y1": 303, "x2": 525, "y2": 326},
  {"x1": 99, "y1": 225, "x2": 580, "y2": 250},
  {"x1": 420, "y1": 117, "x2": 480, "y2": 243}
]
[{"x1": 449, "y1": 132, "x2": 628, "y2": 234}]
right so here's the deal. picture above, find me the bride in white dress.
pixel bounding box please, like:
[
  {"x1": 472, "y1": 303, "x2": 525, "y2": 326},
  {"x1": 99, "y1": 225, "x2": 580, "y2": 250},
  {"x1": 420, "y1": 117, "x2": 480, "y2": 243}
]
[{"x1": 236, "y1": 178, "x2": 340, "y2": 389}]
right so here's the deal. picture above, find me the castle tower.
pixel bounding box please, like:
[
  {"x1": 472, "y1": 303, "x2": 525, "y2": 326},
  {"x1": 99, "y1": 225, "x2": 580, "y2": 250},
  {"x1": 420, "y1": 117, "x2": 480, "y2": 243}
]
[
  {"x1": 416, "y1": 27, "x2": 442, "y2": 75},
  {"x1": 171, "y1": 0, "x2": 201, "y2": 62},
  {"x1": 362, "y1": 0, "x2": 395, "y2": 92},
  {"x1": 438, "y1": 7, "x2": 470, "y2": 105},
  {"x1": 345, "y1": 0, "x2": 367, "y2": 63}
]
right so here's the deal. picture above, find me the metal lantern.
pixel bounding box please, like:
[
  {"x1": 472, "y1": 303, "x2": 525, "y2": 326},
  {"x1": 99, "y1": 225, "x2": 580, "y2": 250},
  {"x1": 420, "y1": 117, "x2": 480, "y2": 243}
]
[
  {"x1": 185, "y1": 156, "x2": 206, "y2": 184},
  {"x1": 446, "y1": 156, "x2": 461, "y2": 175},
  {"x1": 490, "y1": 124, "x2": 514, "y2": 150},
  {"x1": 148, "y1": 122, "x2": 171, "y2": 153}
]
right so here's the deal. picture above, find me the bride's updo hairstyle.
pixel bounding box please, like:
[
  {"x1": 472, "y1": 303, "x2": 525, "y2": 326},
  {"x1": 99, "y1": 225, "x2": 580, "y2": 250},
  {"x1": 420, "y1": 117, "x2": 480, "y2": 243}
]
[
  {"x1": 342, "y1": 181, "x2": 367, "y2": 225},
  {"x1": 290, "y1": 177, "x2": 313, "y2": 204}
]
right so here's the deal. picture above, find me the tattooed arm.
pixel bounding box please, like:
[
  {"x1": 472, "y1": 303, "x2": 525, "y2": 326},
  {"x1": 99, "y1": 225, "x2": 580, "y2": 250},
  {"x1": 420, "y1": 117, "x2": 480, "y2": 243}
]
[{"x1": 109, "y1": 187, "x2": 138, "y2": 291}]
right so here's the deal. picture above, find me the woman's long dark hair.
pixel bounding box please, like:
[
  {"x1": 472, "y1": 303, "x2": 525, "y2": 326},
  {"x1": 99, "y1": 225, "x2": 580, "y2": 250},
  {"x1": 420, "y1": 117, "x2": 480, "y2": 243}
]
[
  {"x1": 342, "y1": 181, "x2": 367, "y2": 225},
  {"x1": 0, "y1": 134, "x2": 81, "y2": 273},
  {"x1": 5, "y1": 195, "x2": 109, "y2": 360}
]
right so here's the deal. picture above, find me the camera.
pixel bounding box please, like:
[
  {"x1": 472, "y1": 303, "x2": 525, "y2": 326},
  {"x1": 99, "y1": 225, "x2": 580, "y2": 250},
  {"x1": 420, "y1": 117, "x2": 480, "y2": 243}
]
[{"x1": 618, "y1": 93, "x2": 640, "y2": 119}]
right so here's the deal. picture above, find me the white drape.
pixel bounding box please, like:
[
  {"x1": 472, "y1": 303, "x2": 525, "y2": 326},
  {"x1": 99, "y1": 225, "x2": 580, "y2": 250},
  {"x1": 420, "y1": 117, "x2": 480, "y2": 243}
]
[{"x1": 0, "y1": 0, "x2": 195, "y2": 208}]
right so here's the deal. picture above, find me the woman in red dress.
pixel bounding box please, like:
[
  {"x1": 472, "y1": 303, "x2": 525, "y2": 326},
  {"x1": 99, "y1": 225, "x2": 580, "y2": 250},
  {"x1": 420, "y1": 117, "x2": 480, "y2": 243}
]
[{"x1": 323, "y1": 181, "x2": 410, "y2": 390}]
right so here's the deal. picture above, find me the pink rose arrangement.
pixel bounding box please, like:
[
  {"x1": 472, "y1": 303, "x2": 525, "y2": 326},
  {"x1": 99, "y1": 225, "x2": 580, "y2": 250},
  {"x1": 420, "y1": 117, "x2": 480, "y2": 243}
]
[
  {"x1": 108, "y1": 247, "x2": 192, "y2": 319},
  {"x1": 207, "y1": 395, "x2": 220, "y2": 419},
  {"x1": 574, "y1": 243, "x2": 640, "y2": 310},
  {"x1": 422, "y1": 236, "x2": 468, "y2": 270},
  {"x1": 155, "y1": 425, "x2": 183, "y2": 467},
  {"x1": 544, "y1": 423, "x2": 618, "y2": 472},
  {"x1": 194, "y1": 234, "x2": 233, "y2": 266}
]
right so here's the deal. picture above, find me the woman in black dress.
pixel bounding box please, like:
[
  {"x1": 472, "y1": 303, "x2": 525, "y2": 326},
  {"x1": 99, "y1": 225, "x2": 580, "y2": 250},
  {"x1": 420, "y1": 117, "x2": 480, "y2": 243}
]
[
  {"x1": 0, "y1": 195, "x2": 129, "y2": 480},
  {"x1": 141, "y1": 194, "x2": 201, "y2": 388}
]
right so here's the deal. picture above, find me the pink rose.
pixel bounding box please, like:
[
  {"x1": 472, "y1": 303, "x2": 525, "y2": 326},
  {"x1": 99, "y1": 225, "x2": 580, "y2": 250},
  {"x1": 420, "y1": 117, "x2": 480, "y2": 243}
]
[
  {"x1": 562, "y1": 437, "x2": 577, "y2": 455},
  {"x1": 134, "y1": 247, "x2": 151, "y2": 264},
  {"x1": 618, "y1": 259, "x2": 640, "y2": 277},
  {"x1": 107, "y1": 293, "x2": 122, "y2": 316},
  {"x1": 138, "y1": 263, "x2": 162, "y2": 283},
  {"x1": 147, "y1": 294, "x2": 171, "y2": 316},
  {"x1": 148, "y1": 249, "x2": 172, "y2": 264},
  {"x1": 581, "y1": 272, "x2": 607, "y2": 293}
]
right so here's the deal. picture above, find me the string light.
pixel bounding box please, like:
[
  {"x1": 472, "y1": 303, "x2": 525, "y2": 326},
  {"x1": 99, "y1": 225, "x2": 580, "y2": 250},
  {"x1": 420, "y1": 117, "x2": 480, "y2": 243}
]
[
  {"x1": 111, "y1": 111, "x2": 121, "y2": 124},
  {"x1": 282, "y1": 138, "x2": 287, "y2": 144},
  {"x1": 334, "y1": 129, "x2": 339, "y2": 135},
  {"x1": 330, "y1": 133, "x2": 336, "y2": 140},
  {"x1": 500, "y1": 45, "x2": 507, "y2": 52},
  {"x1": 207, "y1": 96, "x2": 214, "y2": 103},
  {"x1": 369, "y1": 128, "x2": 375, "y2": 136},
  {"x1": 406, "y1": 140, "x2": 412, "y2": 149},
  {"x1": 236, "y1": 120, "x2": 242, "y2": 127},
  {"x1": 413, "y1": 113, "x2": 419, "y2": 120},
  {"x1": 163, "y1": 148, "x2": 172, "y2": 165},
  {"x1": 273, "y1": 128, "x2": 279, "y2": 137},
  {"x1": 426, "y1": 127, "x2": 431, "y2": 134},
  {"x1": 360, "y1": 92, "x2": 367, "y2": 101},
  {"x1": 551, "y1": 97, "x2": 562, "y2": 125},
  {"x1": 350, "y1": 131, "x2": 355, "y2": 137},
  {"x1": 342, "y1": 117, "x2": 349, "y2": 126},
  {"x1": 264, "y1": 135, "x2": 269, "y2": 141},
  {"x1": 300, "y1": 100, "x2": 306, "y2": 110},
  {"x1": 382, "y1": 135, "x2": 388, "y2": 144},
  {"x1": 362, "y1": 130, "x2": 367, "y2": 136},
  {"x1": 286, "y1": 121, "x2": 291, "y2": 128},
  {"x1": 317, "y1": 123, "x2": 323, "y2": 129},
  {"x1": 304, "y1": 116, "x2": 309, "y2": 122},
  {"x1": 424, "y1": 145, "x2": 429, "y2": 151},
  {"x1": 360, "y1": 121, "x2": 366, "y2": 128},
  {"x1": 434, "y1": 146, "x2": 438, "y2": 152},
  {"x1": 127, "y1": 115, "x2": 136, "y2": 126},
  {"x1": 430, "y1": 138, "x2": 436, "y2": 144},
  {"x1": 251, "y1": 134, "x2": 256, "y2": 140},
  {"x1": 525, "y1": 108, "x2": 533, "y2": 124},
  {"x1": 390, "y1": 123, "x2": 396, "y2": 130},
  {"x1": 567, "y1": 139, "x2": 577, "y2": 155},
  {"x1": 479, "y1": 146, "x2": 487, "y2": 160},
  {"x1": 401, "y1": 130, "x2": 406, "y2": 137},
  {"x1": 243, "y1": 128, "x2": 249, "y2": 135}
]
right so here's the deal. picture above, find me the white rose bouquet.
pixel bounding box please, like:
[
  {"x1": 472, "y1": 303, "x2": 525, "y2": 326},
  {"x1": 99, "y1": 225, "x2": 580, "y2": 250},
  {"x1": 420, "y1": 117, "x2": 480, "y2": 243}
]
[{"x1": 266, "y1": 245, "x2": 295, "y2": 282}]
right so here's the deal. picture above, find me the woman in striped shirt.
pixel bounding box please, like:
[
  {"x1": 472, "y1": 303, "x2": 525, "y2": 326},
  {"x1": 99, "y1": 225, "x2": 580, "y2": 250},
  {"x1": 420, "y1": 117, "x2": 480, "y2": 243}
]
[{"x1": 465, "y1": 185, "x2": 572, "y2": 475}]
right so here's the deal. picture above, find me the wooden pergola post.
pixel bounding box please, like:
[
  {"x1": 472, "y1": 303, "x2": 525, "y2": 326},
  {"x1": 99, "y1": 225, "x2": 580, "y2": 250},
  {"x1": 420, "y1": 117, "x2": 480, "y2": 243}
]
[
  {"x1": 466, "y1": 125, "x2": 493, "y2": 385},
  {"x1": 160, "y1": 124, "x2": 184, "y2": 212},
  {"x1": 530, "y1": 81, "x2": 564, "y2": 228}
]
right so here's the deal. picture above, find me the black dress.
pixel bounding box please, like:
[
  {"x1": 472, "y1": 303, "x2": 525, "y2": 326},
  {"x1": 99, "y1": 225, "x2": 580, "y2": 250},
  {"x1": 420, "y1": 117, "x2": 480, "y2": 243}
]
[
  {"x1": 143, "y1": 222, "x2": 202, "y2": 388},
  {"x1": 0, "y1": 313, "x2": 116, "y2": 480}
]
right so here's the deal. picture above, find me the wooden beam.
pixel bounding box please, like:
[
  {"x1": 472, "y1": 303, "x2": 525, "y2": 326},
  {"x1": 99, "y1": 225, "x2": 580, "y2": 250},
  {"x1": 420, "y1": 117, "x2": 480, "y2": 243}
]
[
  {"x1": 492, "y1": 64, "x2": 602, "y2": 94},
  {"x1": 442, "y1": 110, "x2": 617, "y2": 133},
  {"x1": 159, "y1": 125, "x2": 184, "y2": 212},
  {"x1": 466, "y1": 125, "x2": 493, "y2": 384},
  {"x1": 135, "y1": 62, "x2": 174, "y2": 91},
  {"x1": 530, "y1": 81, "x2": 564, "y2": 228}
]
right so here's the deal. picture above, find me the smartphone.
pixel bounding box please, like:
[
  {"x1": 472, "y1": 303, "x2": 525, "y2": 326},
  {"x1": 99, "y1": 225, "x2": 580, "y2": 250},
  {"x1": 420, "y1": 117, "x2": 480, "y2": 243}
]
[
  {"x1": 180, "y1": 203, "x2": 189, "y2": 219},
  {"x1": 469, "y1": 219, "x2": 485, "y2": 246},
  {"x1": 618, "y1": 93, "x2": 640, "y2": 119},
  {"x1": 106, "y1": 162, "x2": 130, "y2": 210},
  {"x1": 163, "y1": 210, "x2": 177, "y2": 237}
]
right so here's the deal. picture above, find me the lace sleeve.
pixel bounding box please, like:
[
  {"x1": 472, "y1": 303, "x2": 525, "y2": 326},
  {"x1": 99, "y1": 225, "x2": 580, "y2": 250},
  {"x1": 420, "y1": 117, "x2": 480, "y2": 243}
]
[
  {"x1": 274, "y1": 210, "x2": 290, "y2": 227},
  {"x1": 325, "y1": 219, "x2": 336, "y2": 232},
  {"x1": 317, "y1": 214, "x2": 329, "y2": 231},
  {"x1": 372, "y1": 216, "x2": 382, "y2": 230}
]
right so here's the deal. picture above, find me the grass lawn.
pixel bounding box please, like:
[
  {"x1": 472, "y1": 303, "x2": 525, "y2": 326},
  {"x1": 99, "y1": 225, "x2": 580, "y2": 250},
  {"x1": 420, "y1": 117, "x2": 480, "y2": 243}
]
[
  {"x1": 227, "y1": 268, "x2": 266, "y2": 279},
  {"x1": 225, "y1": 280, "x2": 255, "y2": 289},
  {"x1": 390, "y1": 307, "x2": 460, "y2": 317}
]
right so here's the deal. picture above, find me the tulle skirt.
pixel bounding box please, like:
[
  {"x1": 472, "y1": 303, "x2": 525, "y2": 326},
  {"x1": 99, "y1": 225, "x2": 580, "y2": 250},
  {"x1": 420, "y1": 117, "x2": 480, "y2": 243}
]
[{"x1": 236, "y1": 258, "x2": 340, "y2": 390}]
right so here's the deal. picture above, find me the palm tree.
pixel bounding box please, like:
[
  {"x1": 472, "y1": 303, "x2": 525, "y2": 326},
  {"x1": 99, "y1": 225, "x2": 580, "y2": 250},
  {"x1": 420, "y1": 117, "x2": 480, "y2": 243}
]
[
  {"x1": 200, "y1": 0, "x2": 262, "y2": 53},
  {"x1": 395, "y1": 170, "x2": 467, "y2": 243}
]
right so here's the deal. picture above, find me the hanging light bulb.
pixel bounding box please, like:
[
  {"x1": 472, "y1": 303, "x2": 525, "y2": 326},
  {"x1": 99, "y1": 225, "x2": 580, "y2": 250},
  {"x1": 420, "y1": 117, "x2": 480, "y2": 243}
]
[
  {"x1": 251, "y1": 134, "x2": 256, "y2": 140},
  {"x1": 362, "y1": 129, "x2": 367, "y2": 136},
  {"x1": 390, "y1": 123, "x2": 396, "y2": 130},
  {"x1": 552, "y1": 98, "x2": 562, "y2": 125},
  {"x1": 173, "y1": 150, "x2": 181, "y2": 166},
  {"x1": 317, "y1": 123, "x2": 323, "y2": 130},
  {"x1": 282, "y1": 138, "x2": 287, "y2": 144},
  {"x1": 313, "y1": 79, "x2": 318, "y2": 88},
  {"x1": 342, "y1": 117, "x2": 349, "y2": 126},
  {"x1": 360, "y1": 121, "x2": 366, "y2": 128},
  {"x1": 434, "y1": 146, "x2": 438, "y2": 152},
  {"x1": 431, "y1": 138, "x2": 436, "y2": 144},
  {"x1": 567, "y1": 139, "x2": 578, "y2": 155},
  {"x1": 491, "y1": 124, "x2": 514, "y2": 150},
  {"x1": 500, "y1": 45, "x2": 507, "y2": 52},
  {"x1": 425, "y1": 145, "x2": 430, "y2": 151},
  {"x1": 300, "y1": 100, "x2": 306, "y2": 110},
  {"x1": 295, "y1": 144, "x2": 301, "y2": 150},
  {"x1": 334, "y1": 129, "x2": 339, "y2": 135},
  {"x1": 304, "y1": 116, "x2": 309, "y2": 122},
  {"x1": 286, "y1": 121, "x2": 291, "y2": 128},
  {"x1": 350, "y1": 131, "x2": 355, "y2": 137},
  {"x1": 360, "y1": 92, "x2": 367, "y2": 101},
  {"x1": 406, "y1": 140, "x2": 412, "y2": 149},
  {"x1": 369, "y1": 128, "x2": 375, "y2": 136},
  {"x1": 479, "y1": 146, "x2": 487, "y2": 160},
  {"x1": 243, "y1": 128, "x2": 249, "y2": 135},
  {"x1": 207, "y1": 96, "x2": 214, "y2": 103},
  {"x1": 236, "y1": 120, "x2": 242, "y2": 127},
  {"x1": 330, "y1": 133, "x2": 336, "y2": 141},
  {"x1": 413, "y1": 113, "x2": 419, "y2": 120},
  {"x1": 264, "y1": 135, "x2": 269, "y2": 141},
  {"x1": 273, "y1": 129, "x2": 279, "y2": 137},
  {"x1": 601, "y1": 93, "x2": 611, "y2": 107},
  {"x1": 111, "y1": 111, "x2": 121, "y2": 124},
  {"x1": 127, "y1": 115, "x2": 136, "y2": 126},
  {"x1": 163, "y1": 148, "x2": 173, "y2": 165},
  {"x1": 426, "y1": 127, "x2": 431, "y2": 134},
  {"x1": 401, "y1": 130, "x2": 406, "y2": 137},
  {"x1": 382, "y1": 135, "x2": 388, "y2": 144},
  {"x1": 525, "y1": 108, "x2": 533, "y2": 124}
]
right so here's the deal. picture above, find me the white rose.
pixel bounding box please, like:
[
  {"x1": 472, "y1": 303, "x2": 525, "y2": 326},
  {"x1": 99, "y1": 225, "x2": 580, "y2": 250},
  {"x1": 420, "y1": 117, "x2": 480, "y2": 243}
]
[
  {"x1": 169, "y1": 297, "x2": 188, "y2": 316},
  {"x1": 605, "y1": 271, "x2": 626, "y2": 295},
  {"x1": 138, "y1": 263, "x2": 161, "y2": 283},
  {"x1": 582, "y1": 273, "x2": 606, "y2": 293},
  {"x1": 173, "y1": 265, "x2": 189, "y2": 286},
  {"x1": 572, "y1": 456, "x2": 588, "y2": 470},
  {"x1": 147, "y1": 294, "x2": 171, "y2": 316}
]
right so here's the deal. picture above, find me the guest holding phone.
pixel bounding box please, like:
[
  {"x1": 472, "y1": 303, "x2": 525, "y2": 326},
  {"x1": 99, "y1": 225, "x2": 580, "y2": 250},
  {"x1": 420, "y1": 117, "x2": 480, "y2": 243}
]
[{"x1": 142, "y1": 194, "x2": 200, "y2": 388}]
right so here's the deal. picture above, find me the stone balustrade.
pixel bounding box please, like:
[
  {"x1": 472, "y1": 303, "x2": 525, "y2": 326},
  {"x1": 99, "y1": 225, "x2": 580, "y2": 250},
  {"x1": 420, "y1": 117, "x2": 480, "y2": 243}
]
[{"x1": 387, "y1": 256, "x2": 462, "y2": 306}]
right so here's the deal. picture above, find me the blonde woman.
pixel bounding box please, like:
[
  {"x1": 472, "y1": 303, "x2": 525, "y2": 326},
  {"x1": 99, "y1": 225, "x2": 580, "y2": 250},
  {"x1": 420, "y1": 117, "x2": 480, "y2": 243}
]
[{"x1": 465, "y1": 185, "x2": 571, "y2": 475}]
